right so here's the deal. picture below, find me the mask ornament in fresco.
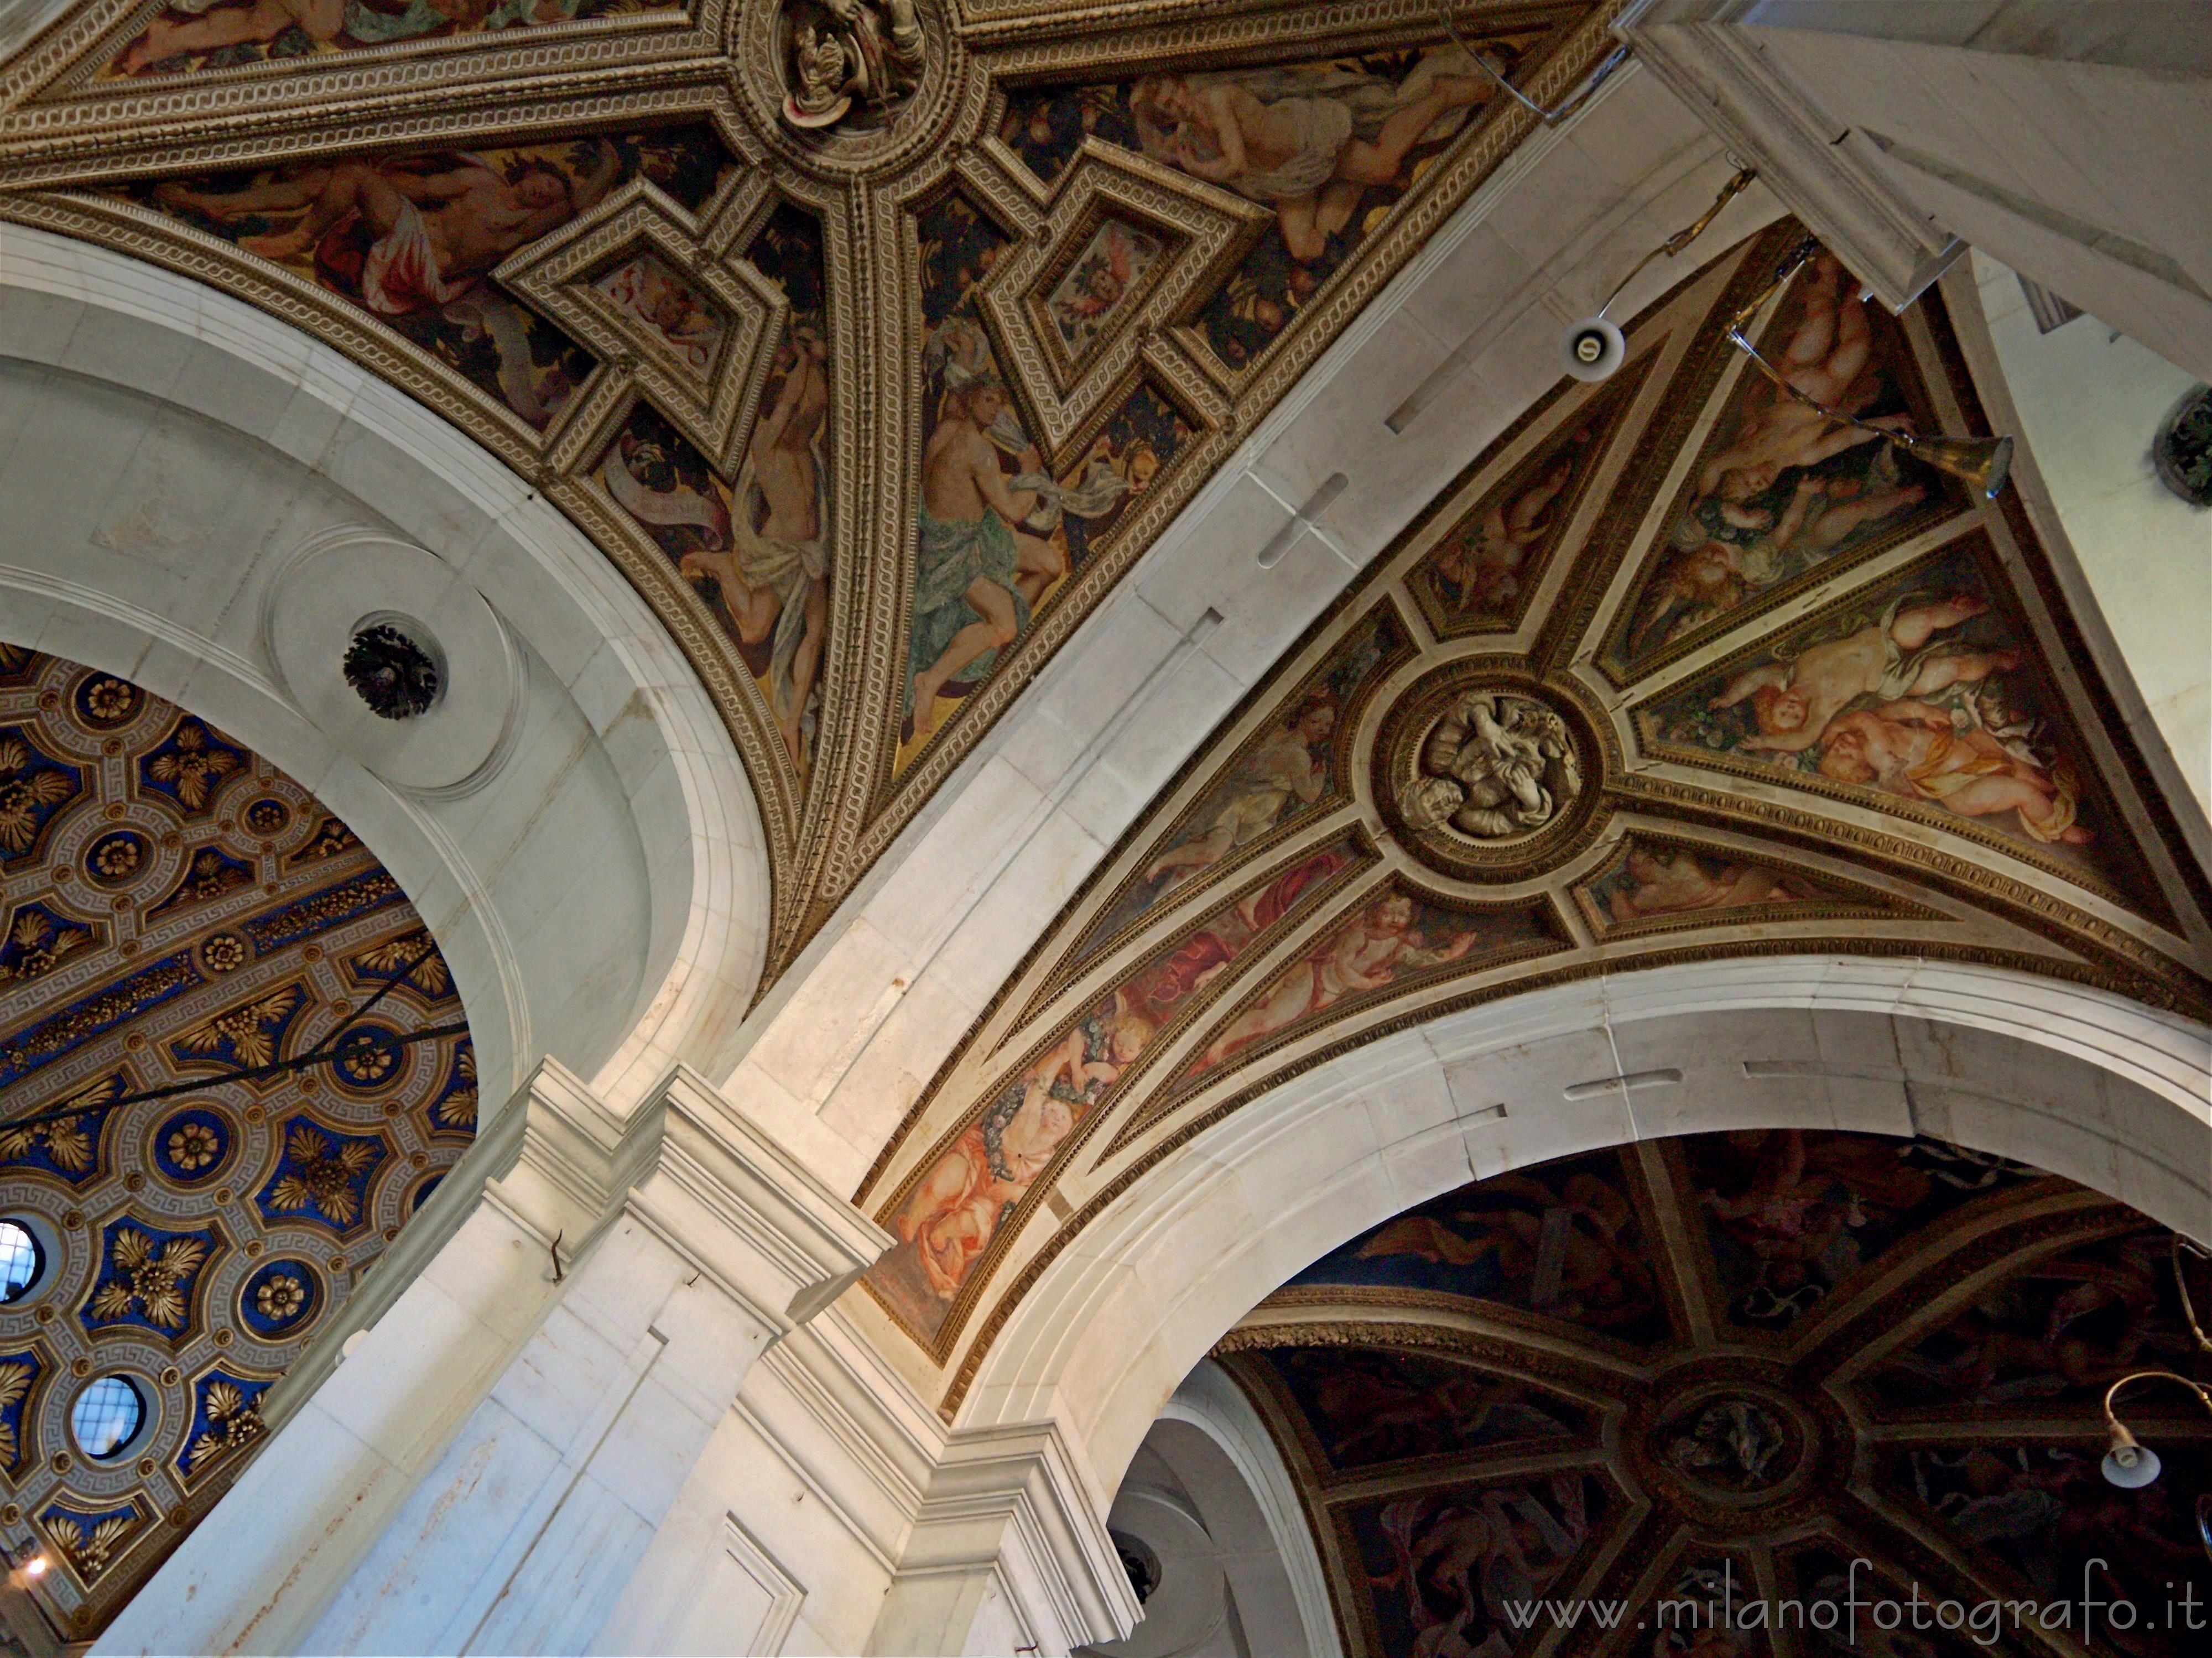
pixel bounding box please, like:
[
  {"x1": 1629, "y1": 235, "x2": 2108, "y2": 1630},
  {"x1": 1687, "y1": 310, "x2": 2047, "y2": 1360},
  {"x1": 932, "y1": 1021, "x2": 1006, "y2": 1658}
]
[
  {"x1": 1215, "y1": 1131, "x2": 2212, "y2": 1658},
  {"x1": 0, "y1": 648, "x2": 476, "y2": 1640},
  {"x1": 849, "y1": 220, "x2": 2212, "y2": 1420}
]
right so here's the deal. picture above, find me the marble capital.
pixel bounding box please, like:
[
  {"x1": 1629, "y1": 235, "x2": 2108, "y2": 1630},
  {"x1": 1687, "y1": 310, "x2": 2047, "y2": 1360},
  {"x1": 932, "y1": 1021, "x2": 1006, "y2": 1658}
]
[{"x1": 870, "y1": 1419, "x2": 1141, "y2": 1658}]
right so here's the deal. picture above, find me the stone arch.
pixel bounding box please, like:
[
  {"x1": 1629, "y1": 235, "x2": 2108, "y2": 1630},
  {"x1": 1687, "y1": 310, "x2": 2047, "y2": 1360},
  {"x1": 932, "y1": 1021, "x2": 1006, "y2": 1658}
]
[
  {"x1": 956, "y1": 956, "x2": 2212, "y2": 1498},
  {"x1": 0, "y1": 225, "x2": 770, "y2": 1113}
]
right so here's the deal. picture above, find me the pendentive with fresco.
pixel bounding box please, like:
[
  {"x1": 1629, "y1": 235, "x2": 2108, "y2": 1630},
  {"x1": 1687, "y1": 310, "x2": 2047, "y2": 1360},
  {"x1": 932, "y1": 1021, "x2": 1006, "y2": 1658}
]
[
  {"x1": 0, "y1": 647, "x2": 473, "y2": 1640},
  {"x1": 850, "y1": 219, "x2": 2211, "y2": 1406},
  {"x1": 0, "y1": 0, "x2": 1618, "y2": 978},
  {"x1": 1215, "y1": 1128, "x2": 2212, "y2": 1658}
]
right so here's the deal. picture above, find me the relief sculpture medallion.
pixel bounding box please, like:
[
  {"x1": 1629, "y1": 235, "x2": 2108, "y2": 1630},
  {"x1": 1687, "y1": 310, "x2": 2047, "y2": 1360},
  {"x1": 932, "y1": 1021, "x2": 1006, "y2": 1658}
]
[
  {"x1": 778, "y1": 0, "x2": 928, "y2": 133},
  {"x1": 1377, "y1": 669, "x2": 1602, "y2": 879}
]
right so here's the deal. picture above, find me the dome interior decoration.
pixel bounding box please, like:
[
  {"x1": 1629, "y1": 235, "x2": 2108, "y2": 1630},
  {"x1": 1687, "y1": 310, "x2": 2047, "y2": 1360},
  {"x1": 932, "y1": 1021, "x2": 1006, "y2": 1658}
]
[{"x1": 0, "y1": 645, "x2": 475, "y2": 1641}]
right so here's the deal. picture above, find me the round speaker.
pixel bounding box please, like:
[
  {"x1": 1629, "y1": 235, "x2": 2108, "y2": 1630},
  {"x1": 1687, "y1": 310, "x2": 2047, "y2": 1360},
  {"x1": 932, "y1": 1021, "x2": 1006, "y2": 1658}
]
[{"x1": 1561, "y1": 316, "x2": 1626, "y2": 382}]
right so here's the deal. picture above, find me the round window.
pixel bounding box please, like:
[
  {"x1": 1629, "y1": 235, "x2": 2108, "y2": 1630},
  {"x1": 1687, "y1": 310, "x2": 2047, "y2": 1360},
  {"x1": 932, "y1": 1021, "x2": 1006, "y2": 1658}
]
[
  {"x1": 0, "y1": 1220, "x2": 43, "y2": 1303},
  {"x1": 71, "y1": 1377, "x2": 145, "y2": 1460}
]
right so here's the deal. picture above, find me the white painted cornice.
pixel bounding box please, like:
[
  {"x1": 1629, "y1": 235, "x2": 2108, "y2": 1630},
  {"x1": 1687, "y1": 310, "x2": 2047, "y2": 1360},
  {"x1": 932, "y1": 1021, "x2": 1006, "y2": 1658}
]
[{"x1": 1616, "y1": 0, "x2": 1965, "y2": 307}]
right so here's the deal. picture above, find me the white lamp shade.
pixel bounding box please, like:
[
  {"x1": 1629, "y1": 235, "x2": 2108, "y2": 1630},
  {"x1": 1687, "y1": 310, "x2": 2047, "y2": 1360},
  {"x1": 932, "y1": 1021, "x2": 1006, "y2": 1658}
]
[
  {"x1": 1560, "y1": 317, "x2": 1626, "y2": 382},
  {"x1": 2102, "y1": 1441, "x2": 2162, "y2": 1488}
]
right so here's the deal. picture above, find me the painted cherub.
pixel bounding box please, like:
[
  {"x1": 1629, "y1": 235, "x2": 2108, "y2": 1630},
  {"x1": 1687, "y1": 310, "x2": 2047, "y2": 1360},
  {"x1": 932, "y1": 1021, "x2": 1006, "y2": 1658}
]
[
  {"x1": 1143, "y1": 696, "x2": 1336, "y2": 885},
  {"x1": 1433, "y1": 455, "x2": 1573, "y2": 615},
  {"x1": 1707, "y1": 593, "x2": 2016, "y2": 755},
  {"x1": 1696, "y1": 252, "x2": 1914, "y2": 505},
  {"x1": 1816, "y1": 700, "x2": 2090, "y2": 843},
  {"x1": 1606, "y1": 846, "x2": 1812, "y2": 922},
  {"x1": 1198, "y1": 893, "x2": 1479, "y2": 1069}
]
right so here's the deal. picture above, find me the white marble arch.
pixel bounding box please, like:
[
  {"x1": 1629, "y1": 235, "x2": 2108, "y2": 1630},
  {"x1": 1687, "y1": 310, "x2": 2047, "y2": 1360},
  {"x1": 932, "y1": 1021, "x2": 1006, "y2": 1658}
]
[
  {"x1": 0, "y1": 223, "x2": 769, "y2": 1113},
  {"x1": 1104, "y1": 1359, "x2": 1342, "y2": 1658},
  {"x1": 959, "y1": 956, "x2": 2212, "y2": 1507}
]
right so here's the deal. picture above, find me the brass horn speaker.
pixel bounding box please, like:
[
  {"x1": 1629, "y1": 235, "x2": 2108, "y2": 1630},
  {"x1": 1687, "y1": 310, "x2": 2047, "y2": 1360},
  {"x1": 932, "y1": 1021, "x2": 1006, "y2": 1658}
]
[
  {"x1": 1895, "y1": 432, "x2": 2015, "y2": 502},
  {"x1": 1725, "y1": 235, "x2": 2018, "y2": 504}
]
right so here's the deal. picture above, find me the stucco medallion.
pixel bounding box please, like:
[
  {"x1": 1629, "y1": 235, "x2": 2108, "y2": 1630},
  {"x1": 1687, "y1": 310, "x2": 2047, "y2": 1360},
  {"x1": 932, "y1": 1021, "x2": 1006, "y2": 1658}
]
[{"x1": 1375, "y1": 666, "x2": 1603, "y2": 879}]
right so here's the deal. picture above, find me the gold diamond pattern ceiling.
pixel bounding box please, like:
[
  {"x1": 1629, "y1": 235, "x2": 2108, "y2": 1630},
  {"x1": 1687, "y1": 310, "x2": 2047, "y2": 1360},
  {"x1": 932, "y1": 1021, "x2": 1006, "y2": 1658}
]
[
  {"x1": 848, "y1": 223, "x2": 2211, "y2": 1414},
  {"x1": 0, "y1": 0, "x2": 1620, "y2": 980}
]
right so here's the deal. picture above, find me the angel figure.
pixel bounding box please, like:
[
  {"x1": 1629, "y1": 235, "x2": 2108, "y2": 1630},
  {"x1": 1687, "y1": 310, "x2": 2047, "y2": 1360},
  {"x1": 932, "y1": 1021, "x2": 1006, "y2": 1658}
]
[{"x1": 1131, "y1": 49, "x2": 1497, "y2": 262}]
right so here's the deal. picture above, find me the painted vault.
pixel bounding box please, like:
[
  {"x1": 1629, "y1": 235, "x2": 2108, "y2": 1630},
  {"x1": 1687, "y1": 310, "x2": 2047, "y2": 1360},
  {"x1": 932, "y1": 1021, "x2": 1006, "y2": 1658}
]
[
  {"x1": 847, "y1": 223, "x2": 2212, "y2": 1416},
  {"x1": 0, "y1": 0, "x2": 1621, "y2": 982},
  {"x1": 1219, "y1": 1129, "x2": 2212, "y2": 1658}
]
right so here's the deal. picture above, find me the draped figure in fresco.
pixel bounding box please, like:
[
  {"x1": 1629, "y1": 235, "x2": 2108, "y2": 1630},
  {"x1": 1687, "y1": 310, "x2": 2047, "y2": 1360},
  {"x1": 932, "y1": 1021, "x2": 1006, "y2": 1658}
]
[
  {"x1": 158, "y1": 143, "x2": 619, "y2": 310},
  {"x1": 1292, "y1": 1353, "x2": 1573, "y2": 1468},
  {"x1": 671, "y1": 324, "x2": 833, "y2": 760},
  {"x1": 1199, "y1": 891, "x2": 1481, "y2": 1070},
  {"x1": 1130, "y1": 50, "x2": 1497, "y2": 262},
  {"x1": 908, "y1": 374, "x2": 1041, "y2": 739},
  {"x1": 1143, "y1": 695, "x2": 1337, "y2": 886},
  {"x1": 1431, "y1": 453, "x2": 1574, "y2": 617},
  {"x1": 1701, "y1": 590, "x2": 2088, "y2": 844},
  {"x1": 115, "y1": 0, "x2": 598, "y2": 76},
  {"x1": 879, "y1": 845, "x2": 1349, "y2": 1323},
  {"x1": 1699, "y1": 253, "x2": 1912, "y2": 504},
  {"x1": 893, "y1": 995, "x2": 1155, "y2": 1303},
  {"x1": 1349, "y1": 1167, "x2": 1657, "y2": 1333},
  {"x1": 1372, "y1": 1479, "x2": 1589, "y2": 1658},
  {"x1": 1707, "y1": 593, "x2": 2013, "y2": 757},
  {"x1": 1630, "y1": 253, "x2": 1928, "y2": 653},
  {"x1": 1604, "y1": 846, "x2": 1816, "y2": 922},
  {"x1": 1882, "y1": 1233, "x2": 2171, "y2": 1404}
]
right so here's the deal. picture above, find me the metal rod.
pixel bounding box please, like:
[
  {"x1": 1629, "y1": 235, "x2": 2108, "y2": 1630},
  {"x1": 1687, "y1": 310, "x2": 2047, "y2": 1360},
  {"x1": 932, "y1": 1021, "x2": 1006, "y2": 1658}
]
[
  {"x1": 0, "y1": 930, "x2": 462, "y2": 1133},
  {"x1": 1437, "y1": 7, "x2": 1631, "y2": 127},
  {"x1": 1597, "y1": 165, "x2": 1758, "y2": 318}
]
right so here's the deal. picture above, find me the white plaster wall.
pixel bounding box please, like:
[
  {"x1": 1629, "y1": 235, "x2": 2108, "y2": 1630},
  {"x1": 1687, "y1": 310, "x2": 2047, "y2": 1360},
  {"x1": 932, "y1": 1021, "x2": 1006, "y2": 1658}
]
[
  {"x1": 1089, "y1": 1361, "x2": 1336, "y2": 1658},
  {"x1": 0, "y1": 356, "x2": 652, "y2": 1076},
  {"x1": 0, "y1": 226, "x2": 771, "y2": 1106},
  {"x1": 1971, "y1": 251, "x2": 2211, "y2": 814}
]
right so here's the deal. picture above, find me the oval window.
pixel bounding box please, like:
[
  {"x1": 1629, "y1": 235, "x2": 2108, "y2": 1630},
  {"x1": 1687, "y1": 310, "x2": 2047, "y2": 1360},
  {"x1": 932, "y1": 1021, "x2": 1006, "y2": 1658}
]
[
  {"x1": 71, "y1": 1376, "x2": 145, "y2": 1460},
  {"x1": 0, "y1": 1220, "x2": 43, "y2": 1303}
]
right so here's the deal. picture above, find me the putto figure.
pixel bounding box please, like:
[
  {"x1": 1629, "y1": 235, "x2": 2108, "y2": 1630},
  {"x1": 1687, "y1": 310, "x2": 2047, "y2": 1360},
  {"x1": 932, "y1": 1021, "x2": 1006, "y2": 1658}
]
[
  {"x1": 780, "y1": 0, "x2": 926, "y2": 132},
  {"x1": 1410, "y1": 690, "x2": 1581, "y2": 842}
]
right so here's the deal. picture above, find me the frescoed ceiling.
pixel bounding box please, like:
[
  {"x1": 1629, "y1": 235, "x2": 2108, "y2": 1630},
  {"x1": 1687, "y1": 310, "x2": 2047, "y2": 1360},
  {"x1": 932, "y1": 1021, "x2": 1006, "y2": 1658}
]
[
  {"x1": 1213, "y1": 1129, "x2": 2212, "y2": 1658},
  {"x1": 0, "y1": 0, "x2": 1622, "y2": 981},
  {"x1": 0, "y1": 646, "x2": 474, "y2": 1641},
  {"x1": 847, "y1": 221, "x2": 2212, "y2": 1411}
]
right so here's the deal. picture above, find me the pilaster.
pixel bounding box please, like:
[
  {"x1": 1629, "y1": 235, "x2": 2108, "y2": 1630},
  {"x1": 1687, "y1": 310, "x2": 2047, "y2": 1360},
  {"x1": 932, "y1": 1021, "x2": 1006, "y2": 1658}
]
[{"x1": 92, "y1": 1061, "x2": 886, "y2": 1658}]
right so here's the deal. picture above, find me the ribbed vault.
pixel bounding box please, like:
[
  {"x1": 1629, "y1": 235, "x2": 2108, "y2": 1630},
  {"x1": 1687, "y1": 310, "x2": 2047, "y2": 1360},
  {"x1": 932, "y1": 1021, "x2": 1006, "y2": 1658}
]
[{"x1": 1217, "y1": 1128, "x2": 2212, "y2": 1658}]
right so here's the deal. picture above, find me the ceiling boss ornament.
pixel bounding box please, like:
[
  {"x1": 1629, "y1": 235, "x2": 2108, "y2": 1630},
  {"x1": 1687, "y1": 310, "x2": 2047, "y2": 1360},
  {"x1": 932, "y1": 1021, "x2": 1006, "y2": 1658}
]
[
  {"x1": 777, "y1": 0, "x2": 928, "y2": 133},
  {"x1": 1378, "y1": 667, "x2": 1601, "y2": 878},
  {"x1": 1410, "y1": 689, "x2": 1581, "y2": 842}
]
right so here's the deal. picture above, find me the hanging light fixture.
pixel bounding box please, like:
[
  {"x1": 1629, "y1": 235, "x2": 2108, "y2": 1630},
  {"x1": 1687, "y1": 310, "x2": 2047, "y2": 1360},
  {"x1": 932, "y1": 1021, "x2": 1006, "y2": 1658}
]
[
  {"x1": 1724, "y1": 235, "x2": 2016, "y2": 500},
  {"x1": 1561, "y1": 164, "x2": 1760, "y2": 382},
  {"x1": 2098, "y1": 1237, "x2": 2212, "y2": 1562}
]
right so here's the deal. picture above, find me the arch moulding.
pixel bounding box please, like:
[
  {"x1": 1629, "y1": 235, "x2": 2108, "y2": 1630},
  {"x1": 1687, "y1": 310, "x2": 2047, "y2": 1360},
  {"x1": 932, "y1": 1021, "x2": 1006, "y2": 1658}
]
[
  {"x1": 0, "y1": 223, "x2": 771, "y2": 1113},
  {"x1": 957, "y1": 955, "x2": 2212, "y2": 1498}
]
